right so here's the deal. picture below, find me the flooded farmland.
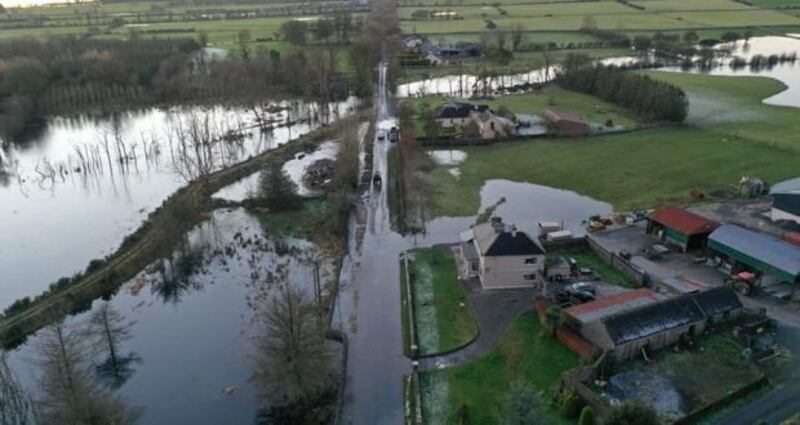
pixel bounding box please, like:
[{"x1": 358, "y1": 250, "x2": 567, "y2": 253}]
[
  {"x1": 0, "y1": 98, "x2": 358, "y2": 308},
  {"x1": 5, "y1": 207, "x2": 339, "y2": 424}
]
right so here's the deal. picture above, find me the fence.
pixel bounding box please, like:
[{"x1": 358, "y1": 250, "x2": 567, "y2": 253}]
[{"x1": 586, "y1": 235, "x2": 648, "y2": 287}]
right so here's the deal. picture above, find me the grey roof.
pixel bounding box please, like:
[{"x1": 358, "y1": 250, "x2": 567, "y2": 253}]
[
  {"x1": 773, "y1": 192, "x2": 800, "y2": 216},
  {"x1": 691, "y1": 286, "x2": 742, "y2": 317},
  {"x1": 603, "y1": 296, "x2": 705, "y2": 345},
  {"x1": 709, "y1": 224, "x2": 800, "y2": 278},
  {"x1": 471, "y1": 221, "x2": 544, "y2": 257}
]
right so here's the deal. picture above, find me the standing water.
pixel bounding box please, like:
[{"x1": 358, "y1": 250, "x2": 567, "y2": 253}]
[{"x1": 0, "y1": 98, "x2": 357, "y2": 308}]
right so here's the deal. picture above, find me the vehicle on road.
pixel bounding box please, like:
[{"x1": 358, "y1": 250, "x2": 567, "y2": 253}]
[
  {"x1": 377, "y1": 130, "x2": 386, "y2": 142},
  {"x1": 389, "y1": 127, "x2": 399, "y2": 143},
  {"x1": 373, "y1": 173, "x2": 382, "y2": 190}
]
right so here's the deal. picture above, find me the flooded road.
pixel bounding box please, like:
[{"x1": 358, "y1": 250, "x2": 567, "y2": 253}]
[{"x1": 0, "y1": 98, "x2": 357, "y2": 308}]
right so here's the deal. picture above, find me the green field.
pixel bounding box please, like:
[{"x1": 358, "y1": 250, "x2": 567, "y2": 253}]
[
  {"x1": 419, "y1": 72, "x2": 800, "y2": 217},
  {"x1": 420, "y1": 312, "x2": 578, "y2": 424},
  {"x1": 406, "y1": 247, "x2": 478, "y2": 356},
  {"x1": 400, "y1": 0, "x2": 800, "y2": 34},
  {"x1": 549, "y1": 249, "x2": 638, "y2": 288}
]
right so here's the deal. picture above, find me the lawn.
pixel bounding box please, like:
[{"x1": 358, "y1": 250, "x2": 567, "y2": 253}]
[
  {"x1": 407, "y1": 247, "x2": 478, "y2": 356},
  {"x1": 549, "y1": 248, "x2": 638, "y2": 288},
  {"x1": 420, "y1": 312, "x2": 579, "y2": 424},
  {"x1": 630, "y1": 0, "x2": 753, "y2": 12},
  {"x1": 419, "y1": 73, "x2": 800, "y2": 217}
]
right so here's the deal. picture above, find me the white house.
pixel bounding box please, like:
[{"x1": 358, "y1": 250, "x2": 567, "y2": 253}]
[
  {"x1": 459, "y1": 218, "x2": 545, "y2": 289},
  {"x1": 772, "y1": 191, "x2": 800, "y2": 225}
]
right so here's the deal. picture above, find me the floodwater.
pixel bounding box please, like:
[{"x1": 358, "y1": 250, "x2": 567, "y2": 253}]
[
  {"x1": 476, "y1": 179, "x2": 612, "y2": 237},
  {"x1": 7, "y1": 207, "x2": 336, "y2": 425},
  {"x1": 397, "y1": 36, "x2": 800, "y2": 108},
  {"x1": 0, "y1": 98, "x2": 357, "y2": 308},
  {"x1": 212, "y1": 140, "x2": 341, "y2": 202},
  {"x1": 658, "y1": 36, "x2": 800, "y2": 108}
]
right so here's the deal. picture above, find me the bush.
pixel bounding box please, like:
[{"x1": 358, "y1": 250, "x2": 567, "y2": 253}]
[
  {"x1": 560, "y1": 392, "x2": 582, "y2": 418},
  {"x1": 579, "y1": 406, "x2": 595, "y2": 425}
]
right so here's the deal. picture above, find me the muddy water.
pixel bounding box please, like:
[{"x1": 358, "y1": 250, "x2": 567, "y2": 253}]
[
  {"x1": 0, "y1": 98, "x2": 357, "y2": 308},
  {"x1": 7, "y1": 207, "x2": 336, "y2": 424}
]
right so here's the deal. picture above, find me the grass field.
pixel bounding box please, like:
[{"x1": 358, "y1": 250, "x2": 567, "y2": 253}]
[
  {"x1": 419, "y1": 312, "x2": 578, "y2": 424},
  {"x1": 407, "y1": 247, "x2": 478, "y2": 356},
  {"x1": 400, "y1": 0, "x2": 800, "y2": 34},
  {"x1": 549, "y1": 248, "x2": 638, "y2": 288},
  {"x1": 419, "y1": 73, "x2": 800, "y2": 217}
]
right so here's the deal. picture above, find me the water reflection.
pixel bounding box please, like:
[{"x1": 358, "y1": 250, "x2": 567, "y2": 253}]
[
  {"x1": 0, "y1": 97, "x2": 358, "y2": 308},
  {"x1": 5, "y1": 207, "x2": 338, "y2": 425},
  {"x1": 658, "y1": 36, "x2": 800, "y2": 107}
]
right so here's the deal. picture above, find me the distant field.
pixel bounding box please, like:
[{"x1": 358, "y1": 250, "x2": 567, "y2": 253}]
[
  {"x1": 630, "y1": 0, "x2": 753, "y2": 12},
  {"x1": 400, "y1": 0, "x2": 800, "y2": 34},
  {"x1": 418, "y1": 73, "x2": 800, "y2": 216}
]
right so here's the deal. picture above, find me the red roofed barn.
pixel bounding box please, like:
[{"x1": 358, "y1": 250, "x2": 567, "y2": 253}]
[{"x1": 647, "y1": 206, "x2": 719, "y2": 252}]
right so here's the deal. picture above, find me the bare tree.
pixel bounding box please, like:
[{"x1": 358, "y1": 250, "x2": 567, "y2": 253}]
[
  {"x1": 252, "y1": 281, "x2": 333, "y2": 405},
  {"x1": 0, "y1": 352, "x2": 35, "y2": 425}
]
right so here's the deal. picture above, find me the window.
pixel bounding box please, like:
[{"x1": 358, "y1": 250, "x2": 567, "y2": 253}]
[
  {"x1": 524, "y1": 273, "x2": 537, "y2": 281},
  {"x1": 524, "y1": 257, "x2": 538, "y2": 264}
]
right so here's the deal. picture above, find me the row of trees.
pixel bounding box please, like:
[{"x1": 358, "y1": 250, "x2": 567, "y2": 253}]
[{"x1": 557, "y1": 54, "x2": 688, "y2": 123}]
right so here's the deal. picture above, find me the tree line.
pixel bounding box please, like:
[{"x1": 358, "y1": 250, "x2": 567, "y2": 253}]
[{"x1": 556, "y1": 54, "x2": 688, "y2": 123}]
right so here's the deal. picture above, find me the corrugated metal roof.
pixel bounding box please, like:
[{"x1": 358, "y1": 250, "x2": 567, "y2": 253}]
[
  {"x1": 603, "y1": 296, "x2": 705, "y2": 345},
  {"x1": 709, "y1": 224, "x2": 800, "y2": 279},
  {"x1": 566, "y1": 289, "x2": 665, "y2": 324},
  {"x1": 649, "y1": 206, "x2": 719, "y2": 236},
  {"x1": 692, "y1": 286, "x2": 742, "y2": 317}
]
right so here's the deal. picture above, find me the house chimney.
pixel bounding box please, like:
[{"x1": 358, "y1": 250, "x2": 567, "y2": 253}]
[
  {"x1": 511, "y1": 224, "x2": 517, "y2": 237},
  {"x1": 491, "y1": 216, "x2": 504, "y2": 233}
]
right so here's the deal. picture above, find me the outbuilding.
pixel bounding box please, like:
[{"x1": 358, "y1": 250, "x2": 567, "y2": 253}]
[
  {"x1": 542, "y1": 109, "x2": 589, "y2": 137},
  {"x1": 772, "y1": 191, "x2": 800, "y2": 226},
  {"x1": 647, "y1": 206, "x2": 719, "y2": 252},
  {"x1": 563, "y1": 287, "x2": 742, "y2": 361},
  {"x1": 708, "y1": 224, "x2": 800, "y2": 285}
]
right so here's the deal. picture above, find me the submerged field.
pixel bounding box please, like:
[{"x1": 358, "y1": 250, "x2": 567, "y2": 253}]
[{"x1": 420, "y1": 72, "x2": 800, "y2": 217}]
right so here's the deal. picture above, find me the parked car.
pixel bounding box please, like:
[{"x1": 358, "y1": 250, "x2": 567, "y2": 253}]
[
  {"x1": 389, "y1": 126, "x2": 399, "y2": 143},
  {"x1": 568, "y1": 282, "x2": 596, "y2": 295},
  {"x1": 376, "y1": 130, "x2": 386, "y2": 141},
  {"x1": 373, "y1": 173, "x2": 382, "y2": 190}
]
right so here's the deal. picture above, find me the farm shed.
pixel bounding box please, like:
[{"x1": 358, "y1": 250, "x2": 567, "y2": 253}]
[
  {"x1": 564, "y1": 287, "x2": 742, "y2": 361},
  {"x1": 460, "y1": 217, "x2": 546, "y2": 289},
  {"x1": 708, "y1": 224, "x2": 800, "y2": 284},
  {"x1": 657, "y1": 276, "x2": 709, "y2": 296},
  {"x1": 772, "y1": 191, "x2": 800, "y2": 226},
  {"x1": 647, "y1": 206, "x2": 719, "y2": 252},
  {"x1": 543, "y1": 109, "x2": 589, "y2": 137}
]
